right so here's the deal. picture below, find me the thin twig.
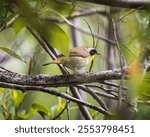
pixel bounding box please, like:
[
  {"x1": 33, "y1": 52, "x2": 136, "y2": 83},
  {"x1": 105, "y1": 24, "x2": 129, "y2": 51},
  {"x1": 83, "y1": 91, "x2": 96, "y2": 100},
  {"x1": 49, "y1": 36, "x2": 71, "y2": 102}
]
[
  {"x1": 28, "y1": 58, "x2": 33, "y2": 75},
  {"x1": 26, "y1": 27, "x2": 56, "y2": 60},
  {"x1": 27, "y1": 26, "x2": 68, "y2": 74},
  {"x1": 0, "y1": 13, "x2": 20, "y2": 32},
  {"x1": 83, "y1": 19, "x2": 95, "y2": 48},
  {"x1": 72, "y1": 25, "x2": 116, "y2": 45},
  {"x1": 42, "y1": 9, "x2": 108, "y2": 23},
  {"x1": 116, "y1": 6, "x2": 143, "y2": 23},
  {"x1": 0, "y1": 81, "x2": 112, "y2": 116},
  {"x1": 69, "y1": 86, "x2": 93, "y2": 119},
  {"x1": 137, "y1": 100, "x2": 150, "y2": 106},
  {"x1": 53, "y1": 102, "x2": 69, "y2": 120},
  {"x1": 85, "y1": 84, "x2": 126, "y2": 96},
  {"x1": 79, "y1": 0, "x2": 150, "y2": 10},
  {"x1": 142, "y1": 93, "x2": 150, "y2": 99},
  {"x1": 83, "y1": 84, "x2": 119, "y2": 98},
  {"x1": 77, "y1": 85, "x2": 109, "y2": 111},
  {"x1": 44, "y1": 16, "x2": 116, "y2": 45},
  {"x1": 112, "y1": 19, "x2": 126, "y2": 110},
  {"x1": 101, "y1": 81, "x2": 128, "y2": 90},
  {"x1": 66, "y1": 88, "x2": 70, "y2": 120},
  {"x1": 79, "y1": 84, "x2": 130, "y2": 105},
  {"x1": 89, "y1": 23, "x2": 101, "y2": 72}
]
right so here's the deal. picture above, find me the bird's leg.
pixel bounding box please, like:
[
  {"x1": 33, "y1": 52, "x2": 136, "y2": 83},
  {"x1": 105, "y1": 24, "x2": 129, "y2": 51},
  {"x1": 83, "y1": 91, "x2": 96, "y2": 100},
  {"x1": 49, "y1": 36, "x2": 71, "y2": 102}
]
[{"x1": 75, "y1": 68, "x2": 87, "y2": 74}]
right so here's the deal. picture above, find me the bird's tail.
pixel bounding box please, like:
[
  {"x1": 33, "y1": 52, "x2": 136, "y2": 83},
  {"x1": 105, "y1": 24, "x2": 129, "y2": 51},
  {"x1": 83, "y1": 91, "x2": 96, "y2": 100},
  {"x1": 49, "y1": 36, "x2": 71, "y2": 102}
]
[{"x1": 42, "y1": 58, "x2": 63, "y2": 66}]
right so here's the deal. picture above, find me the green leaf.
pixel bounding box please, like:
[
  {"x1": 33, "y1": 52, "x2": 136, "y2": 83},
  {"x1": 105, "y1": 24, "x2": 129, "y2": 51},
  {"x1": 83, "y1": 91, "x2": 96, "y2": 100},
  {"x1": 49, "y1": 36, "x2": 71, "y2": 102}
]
[
  {"x1": 37, "y1": 22, "x2": 70, "y2": 56},
  {"x1": 56, "y1": 103, "x2": 65, "y2": 114},
  {"x1": 17, "y1": 110, "x2": 32, "y2": 120},
  {"x1": 0, "y1": 28, "x2": 16, "y2": 46},
  {"x1": 12, "y1": 17, "x2": 27, "y2": 33},
  {"x1": 12, "y1": 0, "x2": 70, "y2": 56},
  {"x1": 0, "y1": 28, "x2": 26, "y2": 63},
  {"x1": 0, "y1": 46, "x2": 26, "y2": 63},
  {"x1": 12, "y1": 90, "x2": 25, "y2": 107},
  {"x1": 37, "y1": 0, "x2": 74, "y2": 16},
  {"x1": 32, "y1": 103, "x2": 50, "y2": 115},
  {"x1": 39, "y1": 9, "x2": 72, "y2": 56},
  {"x1": 51, "y1": 103, "x2": 65, "y2": 119}
]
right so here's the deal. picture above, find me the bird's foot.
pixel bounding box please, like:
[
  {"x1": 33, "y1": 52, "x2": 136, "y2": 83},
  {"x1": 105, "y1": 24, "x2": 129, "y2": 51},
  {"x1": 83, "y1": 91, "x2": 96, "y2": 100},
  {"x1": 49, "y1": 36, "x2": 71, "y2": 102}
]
[{"x1": 75, "y1": 69, "x2": 88, "y2": 74}]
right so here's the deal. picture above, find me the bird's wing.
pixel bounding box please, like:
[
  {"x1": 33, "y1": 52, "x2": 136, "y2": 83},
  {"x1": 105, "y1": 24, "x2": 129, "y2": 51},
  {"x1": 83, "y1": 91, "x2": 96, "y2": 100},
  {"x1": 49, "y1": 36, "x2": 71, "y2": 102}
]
[
  {"x1": 42, "y1": 57, "x2": 67, "y2": 66},
  {"x1": 70, "y1": 47, "x2": 90, "y2": 58}
]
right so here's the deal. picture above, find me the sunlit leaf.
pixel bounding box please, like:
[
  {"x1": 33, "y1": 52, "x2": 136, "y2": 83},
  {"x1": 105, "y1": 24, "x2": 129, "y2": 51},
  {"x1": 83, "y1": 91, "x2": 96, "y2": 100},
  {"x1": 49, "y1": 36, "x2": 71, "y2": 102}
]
[
  {"x1": 13, "y1": 0, "x2": 70, "y2": 56},
  {"x1": 0, "y1": 112, "x2": 5, "y2": 120},
  {"x1": 12, "y1": 17, "x2": 27, "y2": 33},
  {"x1": 0, "y1": 88, "x2": 5, "y2": 96},
  {"x1": 39, "y1": 9, "x2": 71, "y2": 56},
  {"x1": 0, "y1": 28, "x2": 16, "y2": 46},
  {"x1": 17, "y1": 109, "x2": 32, "y2": 120},
  {"x1": 37, "y1": 21, "x2": 70, "y2": 56},
  {"x1": 0, "y1": 28, "x2": 26, "y2": 63},
  {"x1": 12, "y1": 90, "x2": 25, "y2": 107},
  {"x1": 0, "y1": 46, "x2": 26, "y2": 63},
  {"x1": 32, "y1": 103, "x2": 50, "y2": 115},
  {"x1": 138, "y1": 72, "x2": 150, "y2": 96},
  {"x1": 38, "y1": 0, "x2": 74, "y2": 16},
  {"x1": 56, "y1": 103, "x2": 65, "y2": 114},
  {"x1": 51, "y1": 103, "x2": 65, "y2": 119}
]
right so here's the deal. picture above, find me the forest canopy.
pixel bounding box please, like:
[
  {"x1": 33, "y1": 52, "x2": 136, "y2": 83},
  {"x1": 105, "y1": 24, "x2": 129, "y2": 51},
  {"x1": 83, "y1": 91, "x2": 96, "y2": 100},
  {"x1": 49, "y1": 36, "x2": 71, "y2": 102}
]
[{"x1": 0, "y1": 0, "x2": 150, "y2": 120}]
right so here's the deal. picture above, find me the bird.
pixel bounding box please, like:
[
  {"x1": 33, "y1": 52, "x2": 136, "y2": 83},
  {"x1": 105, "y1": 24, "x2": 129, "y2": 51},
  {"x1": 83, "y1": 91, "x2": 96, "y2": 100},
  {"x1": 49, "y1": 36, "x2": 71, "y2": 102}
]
[{"x1": 43, "y1": 46, "x2": 100, "y2": 73}]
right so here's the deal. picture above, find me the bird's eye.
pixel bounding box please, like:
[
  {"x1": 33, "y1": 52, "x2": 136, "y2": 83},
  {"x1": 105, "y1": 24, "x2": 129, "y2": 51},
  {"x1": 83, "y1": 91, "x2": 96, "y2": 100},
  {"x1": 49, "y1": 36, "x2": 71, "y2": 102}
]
[{"x1": 89, "y1": 49, "x2": 97, "y2": 56}]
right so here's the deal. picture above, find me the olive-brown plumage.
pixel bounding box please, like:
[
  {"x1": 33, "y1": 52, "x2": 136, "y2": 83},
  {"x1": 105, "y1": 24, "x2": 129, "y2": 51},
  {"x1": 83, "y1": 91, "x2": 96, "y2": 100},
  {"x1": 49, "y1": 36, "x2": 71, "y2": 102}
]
[{"x1": 43, "y1": 46, "x2": 100, "y2": 73}]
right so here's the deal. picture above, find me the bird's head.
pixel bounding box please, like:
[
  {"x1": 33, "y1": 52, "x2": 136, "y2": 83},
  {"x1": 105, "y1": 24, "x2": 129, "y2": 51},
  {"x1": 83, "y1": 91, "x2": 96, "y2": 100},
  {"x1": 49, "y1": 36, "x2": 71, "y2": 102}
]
[{"x1": 86, "y1": 47, "x2": 101, "y2": 62}]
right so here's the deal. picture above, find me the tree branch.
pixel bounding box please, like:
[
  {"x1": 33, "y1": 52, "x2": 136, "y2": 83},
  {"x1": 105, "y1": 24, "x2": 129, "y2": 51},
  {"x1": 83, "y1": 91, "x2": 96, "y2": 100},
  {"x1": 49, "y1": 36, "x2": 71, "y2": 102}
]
[
  {"x1": 0, "y1": 81, "x2": 112, "y2": 116},
  {"x1": 44, "y1": 17, "x2": 116, "y2": 45},
  {"x1": 77, "y1": 85, "x2": 109, "y2": 111},
  {"x1": 0, "y1": 13, "x2": 19, "y2": 32},
  {"x1": 43, "y1": 8, "x2": 108, "y2": 23},
  {"x1": 78, "y1": 0, "x2": 150, "y2": 9},
  {"x1": 0, "y1": 67, "x2": 128, "y2": 87}
]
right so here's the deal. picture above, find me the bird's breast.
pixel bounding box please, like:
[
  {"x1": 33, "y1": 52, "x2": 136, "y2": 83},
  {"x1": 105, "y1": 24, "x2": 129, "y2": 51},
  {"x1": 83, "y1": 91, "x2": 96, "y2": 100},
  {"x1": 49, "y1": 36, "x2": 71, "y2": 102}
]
[{"x1": 63, "y1": 57, "x2": 89, "y2": 70}]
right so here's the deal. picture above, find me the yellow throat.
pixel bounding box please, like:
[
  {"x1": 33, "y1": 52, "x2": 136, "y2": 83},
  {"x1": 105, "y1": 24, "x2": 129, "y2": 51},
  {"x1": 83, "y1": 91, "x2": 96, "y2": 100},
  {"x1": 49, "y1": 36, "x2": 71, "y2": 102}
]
[{"x1": 89, "y1": 54, "x2": 96, "y2": 62}]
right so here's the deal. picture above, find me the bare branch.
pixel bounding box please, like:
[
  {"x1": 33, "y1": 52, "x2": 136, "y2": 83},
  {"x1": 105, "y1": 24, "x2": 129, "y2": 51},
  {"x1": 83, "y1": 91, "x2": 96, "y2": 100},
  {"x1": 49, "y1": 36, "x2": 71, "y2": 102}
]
[
  {"x1": 43, "y1": 17, "x2": 116, "y2": 45},
  {"x1": 69, "y1": 86, "x2": 93, "y2": 119},
  {"x1": 101, "y1": 81, "x2": 128, "y2": 90},
  {"x1": 70, "y1": 8, "x2": 108, "y2": 18},
  {"x1": 73, "y1": 26, "x2": 116, "y2": 45},
  {"x1": 116, "y1": 6, "x2": 143, "y2": 23},
  {"x1": 77, "y1": 85, "x2": 109, "y2": 111},
  {"x1": 138, "y1": 100, "x2": 150, "y2": 106},
  {"x1": 66, "y1": 88, "x2": 70, "y2": 120},
  {"x1": 53, "y1": 102, "x2": 69, "y2": 120},
  {"x1": 78, "y1": 0, "x2": 150, "y2": 9},
  {"x1": 0, "y1": 13, "x2": 19, "y2": 32},
  {"x1": 0, "y1": 81, "x2": 111, "y2": 115},
  {"x1": 0, "y1": 67, "x2": 129, "y2": 88},
  {"x1": 43, "y1": 9, "x2": 108, "y2": 23},
  {"x1": 112, "y1": 19, "x2": 126, "y2": 110}
]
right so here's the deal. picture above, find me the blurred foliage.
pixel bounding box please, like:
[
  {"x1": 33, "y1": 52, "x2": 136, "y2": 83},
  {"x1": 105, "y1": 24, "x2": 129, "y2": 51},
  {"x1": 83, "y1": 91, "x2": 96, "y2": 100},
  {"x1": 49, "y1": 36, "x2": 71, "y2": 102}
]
[
  {"x1": 4, "y1": 0, "x2": 71, "y2": 56},
  {"x1": 0, "y1": 88, "x2": 67, "y2": 120},
  {"x1": 0, "y1": 0, "x2": 150, "y2": 119},
  {"x1": 0, "y1": 28, "x2": 26, "y2": 63}
]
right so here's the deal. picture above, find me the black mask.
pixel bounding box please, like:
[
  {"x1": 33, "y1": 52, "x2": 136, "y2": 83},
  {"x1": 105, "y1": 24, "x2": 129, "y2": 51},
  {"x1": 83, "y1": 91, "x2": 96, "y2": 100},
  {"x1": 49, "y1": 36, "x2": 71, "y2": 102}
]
[{"x1": 89, "y1": 49, "x2": 97, "y2": 56}]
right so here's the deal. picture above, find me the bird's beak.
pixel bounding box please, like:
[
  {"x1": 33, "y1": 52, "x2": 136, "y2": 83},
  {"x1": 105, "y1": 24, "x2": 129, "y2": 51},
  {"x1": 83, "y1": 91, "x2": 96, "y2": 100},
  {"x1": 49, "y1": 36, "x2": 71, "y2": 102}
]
[{"x1": 96, "y1": 52, "x2": 101, "y2": 55}]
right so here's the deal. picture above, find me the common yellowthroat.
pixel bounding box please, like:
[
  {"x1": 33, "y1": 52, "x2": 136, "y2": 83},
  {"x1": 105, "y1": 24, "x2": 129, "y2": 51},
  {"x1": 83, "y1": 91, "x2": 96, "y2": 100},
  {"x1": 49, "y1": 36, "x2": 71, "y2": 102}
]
[{"x1": 43, "y1": 46, "x2": 100, "y2": 73}]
